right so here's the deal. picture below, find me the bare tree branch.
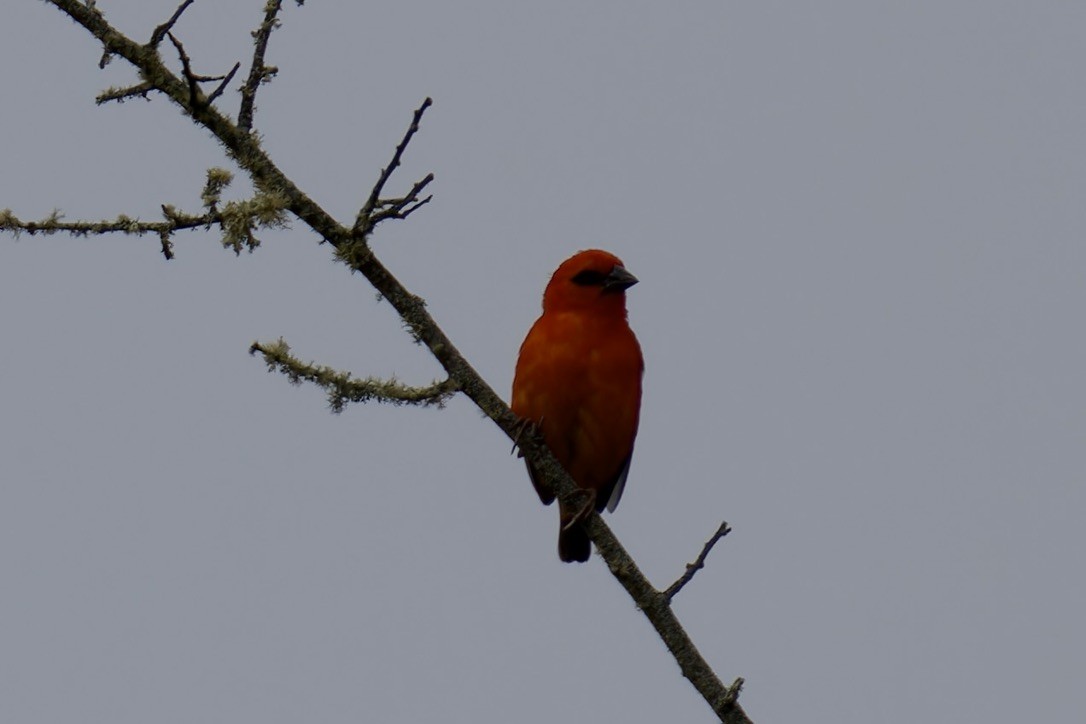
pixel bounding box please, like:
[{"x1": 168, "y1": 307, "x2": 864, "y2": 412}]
[
  {"x1": 149, "y1": 0, "x2": 194, "y2": 48},
  {"x1": 18, "y1": 4, "x2": 753, "y2": 721},
  {"x1": 238, "y1": 0, "x2": 286, "y2": 132},
  {"x1": 167, "y1": 31, "x2": 200, "y2": 107},
  {"x1": 664, "y1": 521, "x2": 732, "y2": 602},
  {"x1": 353, "y1": 97, "x2": 435, "y2": 237},
  {"x1": 369, "y1": 173, "x2": 435, "y2": 227}
]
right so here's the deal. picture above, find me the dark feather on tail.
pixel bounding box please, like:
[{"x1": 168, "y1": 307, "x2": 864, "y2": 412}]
[{"x1": 558, "y1": 523, "x2": 590, "y2": 563}]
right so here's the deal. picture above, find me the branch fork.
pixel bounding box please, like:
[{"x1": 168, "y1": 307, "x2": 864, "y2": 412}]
[
  {"x1": 352, "y1": 98, "x2": 436, "y2": 239},
  {"x1": 663, "y1": 521, "x2": 732, "y2": 602},
  {"x1": 10, "y1": 4, "x2": 751, "y2": 721}
]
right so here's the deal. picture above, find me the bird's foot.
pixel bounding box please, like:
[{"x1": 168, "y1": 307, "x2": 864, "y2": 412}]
[
  {"x1": 562, "y1": 489, "x2": 598, "y2": 532},
  {"x1": 510, "y1": 416, "x2": 543, "y2": 457}
]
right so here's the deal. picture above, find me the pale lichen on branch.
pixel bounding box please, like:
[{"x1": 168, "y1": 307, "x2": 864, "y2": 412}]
[
  {"x1": 239, "y1": 0, "x2": 291, "y2": 131},
  {"x1": 217, "y1": 189, "x2": 291, "y2": 254},
  {"x1": 250, "y1": 338, "x2": 457, "y2": 412},
  {"x1": 6, "y1": 3, "x2": 752, "y2": 721},
  {"x1": 1, "y1": 206, "x2": 208, "y2": 260},
  {"x1": 0, "y1": 167, "x2": 287, "y2": 259}
]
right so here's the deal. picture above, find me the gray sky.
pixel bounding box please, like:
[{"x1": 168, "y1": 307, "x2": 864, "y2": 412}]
[{"x1": 2, "y1": 2, "x2": 1084, "y2": 722}]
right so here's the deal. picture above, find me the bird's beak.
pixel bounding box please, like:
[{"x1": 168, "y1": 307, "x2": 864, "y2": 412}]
[{"x1": 603, "y1": 264, "x2": 639, "y2": 293}]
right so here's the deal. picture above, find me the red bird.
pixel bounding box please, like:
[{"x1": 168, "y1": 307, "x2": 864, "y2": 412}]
[{"x1": 512, "y1": 249, "x2": 643, "y2": 562}]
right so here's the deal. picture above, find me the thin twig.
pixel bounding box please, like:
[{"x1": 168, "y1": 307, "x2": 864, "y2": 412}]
[
  {"x1": 96, "y1": 81, "x2": 154, "y2": 104},
  {"x1": 663, "y1": 521, "x2": 732, "y2": 602},
  {"x1": 238, "y1": 0, "x2": 285, "y2": 132},
  {"x1": 370, "y1": 173, "x2": 435, "y2": 225},
  {"x1": 207, "y1": 62, "x2": 241, "y2": 105},
  {"x1": 166, "y1": 31, "x2": 239, "y2": 110},
  {"x1": 167, "y1": 31, "x2": 199, "y2": 107},
  {"x1": 149, "y1": 0, "x2": 194, "y2": 48},
  {"x1": 353, "y1": 97, "x2": 434, "y2": 236}
]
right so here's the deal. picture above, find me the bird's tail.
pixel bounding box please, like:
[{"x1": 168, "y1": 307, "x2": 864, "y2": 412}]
[{"x1": 558, "y1": 512, "x2": 591, "y2": 563}]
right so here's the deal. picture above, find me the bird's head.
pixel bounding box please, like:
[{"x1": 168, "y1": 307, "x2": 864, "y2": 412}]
[{"x1": 542, "y1": 249, "x2": 638, "y2": 315}]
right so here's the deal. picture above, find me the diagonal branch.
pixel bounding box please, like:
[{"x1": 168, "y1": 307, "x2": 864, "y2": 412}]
[
  {"x1": 207, "y1": 62, "x2": 242, "y2": 105},
  {"x1": 167, "y1": 31, "x2": 201, "y2": 107},
  {"x1": 369, "y1": 173, "x2": 435, "y2": 226},
  {"x1": 238, "y1": 0, "x2": 286, "y2": 132},
  {"x1": 663, "y1": 521, "x2": 732, "y2": 602},
  {"x1": 353, "y1": 97, "x2": 434, "y2": 237},
  {"x1": 167, "y1": 31, "x2": 239, "y2": 110},
  {"x1": 32, "y1": 4, "x2": 752, "y2": 721},
  {"x1": 149, "y1": 0, "x2": 194, "y2": 48}
]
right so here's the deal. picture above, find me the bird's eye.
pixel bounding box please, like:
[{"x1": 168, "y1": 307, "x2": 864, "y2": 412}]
[{"x1": 571, "y1": 269, "x2": 607, "y2": 286}]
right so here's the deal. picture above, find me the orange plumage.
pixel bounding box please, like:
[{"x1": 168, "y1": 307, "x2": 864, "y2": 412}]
[{"x1": 512, "y1": 249, "x2": 643, "y2": 562}]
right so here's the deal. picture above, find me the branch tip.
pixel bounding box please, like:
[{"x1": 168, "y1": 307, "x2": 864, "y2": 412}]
[
  {"x1": 353, "y1": 98, "x2": 435, "y2": 237},
  {"x1": 207, "y1": 62, "x2": 241, "y2": 105},
  {"x1": 239, "y1": 0, "x2": 290, "y2": 132},
  {"x1": 149, "y1": 0, "x2": 194, "y2": 48},
  {"x1": 663, "y1": 520, "x2": 732, "y2": 602},
  {"x1": 250, "y1": 338, "x2": 458, "y2": 411},
  {"x1": 725, "y1": 677, "x2": 745, "y2": 705}
]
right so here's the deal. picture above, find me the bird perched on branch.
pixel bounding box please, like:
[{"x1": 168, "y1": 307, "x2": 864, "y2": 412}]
[{"x1": 512, "y1": 249, "x2": 643, "y2": 562}]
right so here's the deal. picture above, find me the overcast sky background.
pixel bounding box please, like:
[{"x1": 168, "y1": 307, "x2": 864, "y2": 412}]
[{"x1": 2, "y1": 2, "x2": 1084, "y2": 722}]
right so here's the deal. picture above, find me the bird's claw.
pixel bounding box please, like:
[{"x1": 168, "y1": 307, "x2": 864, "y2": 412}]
[
  {"x1": 562, "y1": 489, "x2": 597, "y2": 532},
  {"x1": 510, "y1": 416, "x2": 543, "y2": 457}
]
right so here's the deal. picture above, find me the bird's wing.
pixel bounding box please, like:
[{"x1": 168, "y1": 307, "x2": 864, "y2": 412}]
[{"x1": 603, "y1": 450, "x2": 633, "y2": 513}]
